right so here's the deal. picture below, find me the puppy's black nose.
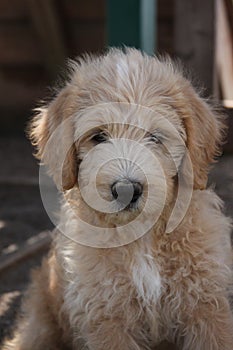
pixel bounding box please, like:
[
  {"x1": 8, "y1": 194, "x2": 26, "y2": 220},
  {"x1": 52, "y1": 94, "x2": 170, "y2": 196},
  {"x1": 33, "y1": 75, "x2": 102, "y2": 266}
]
[{"x1": 111, "y1": 180, "x2": 143, "y2": 205}]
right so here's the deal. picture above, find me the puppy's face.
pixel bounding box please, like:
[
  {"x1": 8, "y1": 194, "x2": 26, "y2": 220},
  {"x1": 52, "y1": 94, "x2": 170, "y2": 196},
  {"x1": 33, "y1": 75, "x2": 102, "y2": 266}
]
[
  {"x1": 74, "y1": 103, "x2": 186, "y2": 226},
  {"x1": 30, "y1": 49, "x2": 223, "y2": 244}
]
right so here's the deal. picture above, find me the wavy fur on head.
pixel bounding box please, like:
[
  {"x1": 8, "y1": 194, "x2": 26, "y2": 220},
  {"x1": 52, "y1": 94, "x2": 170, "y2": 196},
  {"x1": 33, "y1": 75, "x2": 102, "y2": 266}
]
[{"x1": 3, "y1": 48, "x2": 233, "y2": 350}]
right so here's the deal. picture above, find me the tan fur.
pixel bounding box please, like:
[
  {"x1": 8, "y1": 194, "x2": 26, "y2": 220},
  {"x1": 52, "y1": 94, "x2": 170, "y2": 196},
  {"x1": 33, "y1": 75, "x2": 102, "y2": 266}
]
[{"x1": 3, "y1": 48, "x2": 233, "y2": 350}]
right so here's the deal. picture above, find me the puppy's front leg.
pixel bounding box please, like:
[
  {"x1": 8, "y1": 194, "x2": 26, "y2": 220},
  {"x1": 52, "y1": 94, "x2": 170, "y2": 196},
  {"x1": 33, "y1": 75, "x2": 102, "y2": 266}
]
[
  {"x1": 82, "y1": 320, "x2": 146, "y2": 350},
  {"x1": 177, "y1": 297, "x2": 233, "y2": 350}
]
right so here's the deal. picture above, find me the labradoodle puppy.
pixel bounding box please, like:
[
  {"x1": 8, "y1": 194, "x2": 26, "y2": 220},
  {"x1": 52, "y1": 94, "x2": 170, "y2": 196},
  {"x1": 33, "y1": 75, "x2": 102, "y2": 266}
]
[{"x1": 3, "y1": 48, "x2": 233, "y2": 350}]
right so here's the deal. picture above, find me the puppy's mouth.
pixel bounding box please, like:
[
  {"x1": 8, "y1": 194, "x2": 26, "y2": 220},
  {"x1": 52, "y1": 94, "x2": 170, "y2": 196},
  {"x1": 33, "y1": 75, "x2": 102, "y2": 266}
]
[{"x1": 117, "y1": 201, "x2": 139, "y2": 212}]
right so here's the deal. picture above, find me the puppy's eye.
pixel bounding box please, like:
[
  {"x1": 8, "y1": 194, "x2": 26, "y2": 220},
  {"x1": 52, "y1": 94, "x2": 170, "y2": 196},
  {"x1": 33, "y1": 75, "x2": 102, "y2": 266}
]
[
  {"x1": 150, "y1": 133, "x2": 162, "y2": 144},
  {"x1": 92, "y1": 132, "x2": 108, "y2": 143}
]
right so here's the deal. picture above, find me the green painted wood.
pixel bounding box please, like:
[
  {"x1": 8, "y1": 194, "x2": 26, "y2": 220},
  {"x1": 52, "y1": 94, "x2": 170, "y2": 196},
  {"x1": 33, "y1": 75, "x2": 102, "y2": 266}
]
[
  {"x1": 107, "y1": 0, "x2": 140, "y2": 48},
  {"x1": 140, "y1": 0, "x2": 156, "y2": 55},
  {"x1": 107, "y1": 0, "x2": 156, "y2": 54}
]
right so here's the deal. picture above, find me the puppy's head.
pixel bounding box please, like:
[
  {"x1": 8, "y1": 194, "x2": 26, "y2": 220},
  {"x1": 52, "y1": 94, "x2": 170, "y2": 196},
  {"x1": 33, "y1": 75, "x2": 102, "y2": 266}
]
[{"x1": 29, "y1": 49, "x2": 224, "y2": 231}]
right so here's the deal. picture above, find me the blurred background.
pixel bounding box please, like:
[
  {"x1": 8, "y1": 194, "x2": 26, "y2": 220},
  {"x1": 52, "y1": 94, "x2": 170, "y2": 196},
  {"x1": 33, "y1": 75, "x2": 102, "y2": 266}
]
[
  {"x1": 0, "y1": 0, "x2": 232, "y2": 134},
  {"x1": 0, "y1": 0, "x2": 232, "y2": 347}
]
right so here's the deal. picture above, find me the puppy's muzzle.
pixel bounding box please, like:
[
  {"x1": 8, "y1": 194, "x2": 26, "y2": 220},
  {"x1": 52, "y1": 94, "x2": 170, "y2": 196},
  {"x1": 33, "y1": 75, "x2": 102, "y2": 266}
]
[{"x1": 111, "y1": 179, "x2": 143, "y2": 208}]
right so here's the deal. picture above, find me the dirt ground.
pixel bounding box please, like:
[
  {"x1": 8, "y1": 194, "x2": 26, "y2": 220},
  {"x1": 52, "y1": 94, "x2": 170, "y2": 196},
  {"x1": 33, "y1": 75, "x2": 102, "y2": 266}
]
[{"x1": 0, "y1": 136, "x2": 233, "y2": 348}]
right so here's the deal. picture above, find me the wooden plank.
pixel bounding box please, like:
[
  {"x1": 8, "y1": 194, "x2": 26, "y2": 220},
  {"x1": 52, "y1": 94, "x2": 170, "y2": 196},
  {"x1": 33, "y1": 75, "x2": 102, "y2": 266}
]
[
  {"x1": 224, "y1": 0, "x2": 233, "y2": 37},
  {"x1": 1, "y1": 66, "x2": 48, "y2": 83},
  {"x1": 157, "y1": 0, "x2": 174, "y2": 55},
  {"x1": 157, "y1": 22, "x2": 174, "y2": 55},
  {"x1": 0, "y1": 19, "x2": 105, "y2": 66},
  {"x1": 224, "y1": 108, "x2": 233, "y2": 153},
  {"x1": 0, "y1": 232, "x2": 51, "y2": 274},
  {"x1": 0, "y1": 0, "x2": 28, "y2": 20},
  {"x1": 0, "y1": 0, "x2": 106, "y2": 21},
  {"x1": 27, "y1": 0, "x2": 67, "y2": 78},
  {"x1": 68, "y1": 22, "x2": 106, "y2": 56},
  {"x1": 0, "y1": 74, "x2": 48, "y2": 108},
  {"x1": 0, "y1": 23, "x2": 42, "y2": 65},
  {"x1": 59, "y1": 0, "x2": 106, "y2": 20},
  {"x1": 216, "y1": 0, "x2": 233, "y2": 103},
  {"x1": 158, "y1": 0, "x2": 174, "y2": 20},
  {"x1": 174, "y1": 0, "x2": 215, "y2": 96}
]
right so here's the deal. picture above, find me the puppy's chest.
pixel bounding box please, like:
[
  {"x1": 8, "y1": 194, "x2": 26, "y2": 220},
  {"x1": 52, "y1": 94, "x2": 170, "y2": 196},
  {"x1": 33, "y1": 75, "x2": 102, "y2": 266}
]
[{"x1": 64, "y1": 253, "x2": 161, "y2": 324}]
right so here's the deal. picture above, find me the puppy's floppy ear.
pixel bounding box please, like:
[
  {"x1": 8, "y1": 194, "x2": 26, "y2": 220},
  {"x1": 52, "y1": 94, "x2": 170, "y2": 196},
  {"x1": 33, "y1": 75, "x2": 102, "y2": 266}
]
[
  {"x1": 29, "y1": 86, "x2": 78, "y2": 190},
  {"x1": 180, "y1": 86, "x2": 224, "y2": 190}
]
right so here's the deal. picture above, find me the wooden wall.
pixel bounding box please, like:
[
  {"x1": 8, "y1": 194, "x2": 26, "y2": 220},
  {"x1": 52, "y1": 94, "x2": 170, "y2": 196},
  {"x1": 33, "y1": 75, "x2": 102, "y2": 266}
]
[
  {"x1": 0, "y1": 0, "x2": 106, "y2": 134},
  {"x1": 1, "y1": 0, "x2": 231, "y2": 148},
  {"x1": 157, "y1": 0, "x2": 174, "y2": 56},
  {"x1": 0, "y1": 0, "x2": 177, "y2": 134}
]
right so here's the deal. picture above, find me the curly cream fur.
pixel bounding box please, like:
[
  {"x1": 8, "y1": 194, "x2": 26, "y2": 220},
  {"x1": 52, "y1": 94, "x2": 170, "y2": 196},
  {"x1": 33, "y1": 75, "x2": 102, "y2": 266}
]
[{"x1": 3, "y1": 48, "x2": 233, "y2": 350}]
